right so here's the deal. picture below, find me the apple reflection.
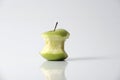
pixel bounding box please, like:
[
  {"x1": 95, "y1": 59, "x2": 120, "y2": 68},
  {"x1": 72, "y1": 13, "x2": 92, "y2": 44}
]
[{"x1": 41, "y1": 61, "x2": 67, "y2": 80}]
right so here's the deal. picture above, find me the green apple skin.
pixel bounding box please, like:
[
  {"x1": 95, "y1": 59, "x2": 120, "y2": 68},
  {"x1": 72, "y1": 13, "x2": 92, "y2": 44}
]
[{"x1": 40, "y1": 29, "x2": 70, "y2": 61}]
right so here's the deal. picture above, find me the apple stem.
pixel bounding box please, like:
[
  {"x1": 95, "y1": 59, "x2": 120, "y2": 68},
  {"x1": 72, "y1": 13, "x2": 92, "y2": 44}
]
[{"x1": 53, "y1": 22, "x2": 58, "y2": 31}]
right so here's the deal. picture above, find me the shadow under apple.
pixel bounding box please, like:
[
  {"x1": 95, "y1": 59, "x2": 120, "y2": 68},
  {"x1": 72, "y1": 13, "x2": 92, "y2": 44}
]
[{"x1": 67, "y1": 56, "x2": 109, "y2": 61}]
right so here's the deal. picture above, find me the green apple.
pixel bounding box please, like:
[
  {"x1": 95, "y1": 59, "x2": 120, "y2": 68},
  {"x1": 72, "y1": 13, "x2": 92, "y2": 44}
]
[{"x1": 40, "y1": 23, "x2": 70, "y2": 61}]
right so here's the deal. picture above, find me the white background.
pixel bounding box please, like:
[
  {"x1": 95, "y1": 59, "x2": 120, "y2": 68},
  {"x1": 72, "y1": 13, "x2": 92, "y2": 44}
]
[{"x1": 0, "y1": 0, "x2": 120, "y2": 80}]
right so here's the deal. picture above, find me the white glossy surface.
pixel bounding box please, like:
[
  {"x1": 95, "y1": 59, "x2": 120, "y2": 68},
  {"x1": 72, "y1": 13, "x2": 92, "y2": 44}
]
[
  {"x1": 0, "y1": 0, "x2": 120, "y2": 80},
  {"x1": 0, "y1": 56, "x2": 120, "y2": 80}
]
